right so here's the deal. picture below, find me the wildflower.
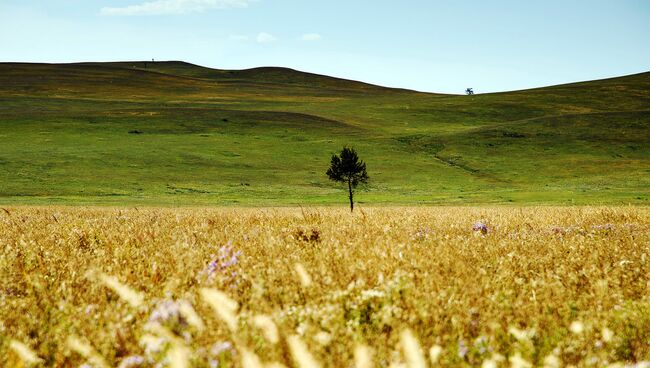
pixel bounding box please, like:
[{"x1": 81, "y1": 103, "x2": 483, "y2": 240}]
[
  {"x1": 198, "y1": 242, "x2": 241, "y2": 286},
  {"x1": 149, "y1": 299, "x2": 182, "y2": 325},
  {"x1": 473, "y1": 221, "x2": 489, "y2": 235},
  {"x1": 412, "y1": 227, "x2": 433, "y2": 241},
  {"x1": 211, "y1": 341, "x2": 234, "y2": 356},
  {"x1": 148, "y1": 299, "x2": 203, "y2": 333},
  {"x1": 551, "y1": 226, "x2": 566, "y2": 235},
  {"x1": 457, "y1": 339, "x2": 468, "y2": 360},
  {"x1": 85, "y1": 305, "x2": 95, "y2": 315},
  {"x1": 508, "y1": 327, "x2": 535, "y2": 342},
  {"x1": 474, "y1": 336, "x2": 491, "y2": 355},
  {"x1": 117, "y1": 355, "x2": 145, "y2": 368},
  {"x1": 140, "y1": 334, "x2": 166, "y2": 357},
  {"x1": 592, "y1": 224, "x2": 614, "y2": 231}
]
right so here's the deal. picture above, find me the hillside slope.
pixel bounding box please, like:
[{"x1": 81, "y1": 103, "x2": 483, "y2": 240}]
[{"x1": 0, "y1": 62, "x2": 648, "y2": 205}]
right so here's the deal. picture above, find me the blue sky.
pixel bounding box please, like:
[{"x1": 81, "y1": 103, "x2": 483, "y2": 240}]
[{"x1": 1, "y1": 0, "x2": 649, "y2": 93}]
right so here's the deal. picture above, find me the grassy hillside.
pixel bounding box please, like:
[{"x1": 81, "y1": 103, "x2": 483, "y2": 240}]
[{"x1": 0, "y1": 61, "x2": 648, "y2": 205}]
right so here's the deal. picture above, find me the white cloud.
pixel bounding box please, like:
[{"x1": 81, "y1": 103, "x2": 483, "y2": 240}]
[
  {"x1": 301, "y1": 33, "x2": 322, "y2": 42},
  {"x1": 101, "y1": 0, "x2": 251, "y2": 16},
  {"x1": 256, "y1": 32, "x2": 277, "y2": 43}
]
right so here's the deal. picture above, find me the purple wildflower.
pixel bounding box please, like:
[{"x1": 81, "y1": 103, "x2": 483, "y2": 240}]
[
  {"x1": 458, "y1": 339, "x2": 469, "y2": 359},
  {"x1": 412, "y1": 227, "x2": 434, "y2": 241},
  {"x1": 148, "y1": 299, "x2": 190, "y2": 335},
  {"x1": 592, "y1": 224, "x2": 614, "y2": 231},
  {"x1": 472, "y1": 221, "x2": 489, "y2": 235},
  {"x1": 198, "y1": 242, "x2": 242, "y2": 286},
  {"x1": 551, "y1": 226, "x2": 566, "y2": 235},
  {"x1": 475, "y1": 336, "x2": 491, "y2": 355},
  {"x1": 117, "y1": 355, "x2": 145, "y2": 368},
  {"x1": 211, "y1": 341, "x2": 234, "y2": 356}
]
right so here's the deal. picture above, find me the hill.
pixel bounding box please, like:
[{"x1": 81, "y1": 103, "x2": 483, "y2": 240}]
[{"x1": 0, "y1": 61, "x2": 648, "y2": 205}]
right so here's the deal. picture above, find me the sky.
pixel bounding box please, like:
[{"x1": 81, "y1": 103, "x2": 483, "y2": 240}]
[{"x1": 1, "y1": 0, "x2": 649, "y2": 93}]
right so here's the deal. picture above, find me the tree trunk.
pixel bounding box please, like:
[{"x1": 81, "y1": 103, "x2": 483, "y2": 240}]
[{"x1": 348, "y1": 178, "x2": 354, "y2": 212}]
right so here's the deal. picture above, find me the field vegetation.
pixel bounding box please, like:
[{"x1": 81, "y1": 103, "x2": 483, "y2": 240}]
[
  {"x1": 0, "y1": 62, "x2": 648, "y2": 205},
  {"x1": 2, "y1": 206, "x2": 648, "y2": 367}
]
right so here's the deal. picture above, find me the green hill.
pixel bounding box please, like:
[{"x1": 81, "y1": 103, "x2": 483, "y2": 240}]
[{"x1": 0, "y1": 61, "x2": 648, "y2": 205}]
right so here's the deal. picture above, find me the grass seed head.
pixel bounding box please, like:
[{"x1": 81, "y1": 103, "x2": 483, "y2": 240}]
[
  {"x1": 570, "y1": 321, "x2": 584, "y2": 334},
  {"x1": 98, "y1": 274, "x2": 144, "y2": 308},
  {"x1": 200, "y1": 288, "x2": 239, "y2": 332},
  {"x1": 601, "y1": 327, "x2": 614, "y2": 342},
  {"x1": 178, "y1": 300, "x2": 205, "y2": 331},
  {"x1": 9, "y1": 340, "x2": 44, "y2": 366},
  {"x1": 287, "y1": 335, "x2": 321, "y2": 368},
  {"x1": 543, "y1": 353, "x2": 561, "y2": 368},
  {"x1": 66, "y1": 335, "x2": 109, "y2": 368},
  {"x1": 482, "y1": 358, "x2": 497, "y2": 368},
  {"x1": 239, "y1": 348, "x2": 265, "y2": 368},
  {"x1": 294, "y1": 263, "x2": 313, "y2": 288},
  {"x1": 508, "y1": 327, "x2": 535, "y2": 342},
  {"x1": 354, "y1": 344, "x2": 374, "y2": 368},
  {"x1": 509, "y1": 352, "x2": 532, "y2": 368},
  {"x1": 252, "y1": 314, "x2": 280, "y2": 344},
  {"x1": 266, "y1": 363, "x2": 289, "y2": 368},
  {"x1": 428, "y1": 345, "x2": 443, "y2": 365},
  {"x1": 168, "y1": 343, "x2": 191, "y2": 368},
  {"x1": 400, "y1": 329, "x2": 426, "y2": 368}
]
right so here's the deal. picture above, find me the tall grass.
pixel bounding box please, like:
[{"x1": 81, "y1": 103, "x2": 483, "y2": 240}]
[{"x1": 1, "y1": 206, "x2": 648, "y2": 366}]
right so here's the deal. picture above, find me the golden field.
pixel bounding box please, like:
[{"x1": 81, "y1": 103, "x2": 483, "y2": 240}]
[{"x1": 1, "y1": 206, "x2": 648, "y2": 367}]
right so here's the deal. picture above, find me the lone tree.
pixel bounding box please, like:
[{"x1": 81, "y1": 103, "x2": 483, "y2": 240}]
[{"x1": 326, "y1": 147, "x2": 368, "y2": 212}]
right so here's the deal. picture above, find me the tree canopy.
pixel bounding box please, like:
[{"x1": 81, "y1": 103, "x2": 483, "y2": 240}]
[{"x1": 326, "y1": 147, "x2": 368, "y2": 211}]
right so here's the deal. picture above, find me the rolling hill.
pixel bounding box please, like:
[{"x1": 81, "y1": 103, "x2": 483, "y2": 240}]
[{"x1": 0, "y1": 61, "x2": 648, "y2": 205}]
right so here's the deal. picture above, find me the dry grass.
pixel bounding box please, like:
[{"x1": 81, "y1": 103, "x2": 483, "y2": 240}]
[{"x1": 1, "y1": 206, "x2": 648, "y2": 367}]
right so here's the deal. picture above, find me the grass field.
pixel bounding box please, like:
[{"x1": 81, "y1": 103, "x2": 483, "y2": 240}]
[
  {"x1": 2, "y1": 206, "x2": 649, "y2": 367},
  {"x1": 0, "y1": 61, "x2": 648, "y2": 205}
]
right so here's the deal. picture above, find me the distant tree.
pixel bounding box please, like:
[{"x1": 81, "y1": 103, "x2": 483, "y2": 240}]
[
  {"x1": 465, "y1": 88, "x2": 474, "y2": 95},
  {"x1": 326, "y1": 147, "x2": 369, "y2": 212}
]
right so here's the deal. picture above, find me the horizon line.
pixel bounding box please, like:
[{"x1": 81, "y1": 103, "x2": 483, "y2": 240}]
[{"x1": 1, "y1": 59, "x2": 648, "y2": 95}]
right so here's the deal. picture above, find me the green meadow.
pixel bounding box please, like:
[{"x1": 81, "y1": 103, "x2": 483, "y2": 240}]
[{"x1": 0, "y1": 61, "x2": 648, "y2": 205}]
